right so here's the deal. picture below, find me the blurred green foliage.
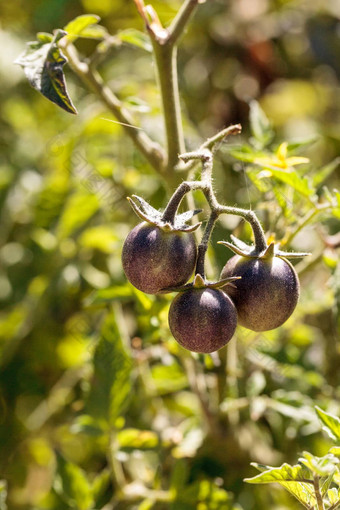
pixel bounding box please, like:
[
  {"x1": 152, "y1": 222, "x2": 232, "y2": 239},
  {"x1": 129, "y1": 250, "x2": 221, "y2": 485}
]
[{"x1": 0, "y1": 0, "x2": 339, "y2": 509}]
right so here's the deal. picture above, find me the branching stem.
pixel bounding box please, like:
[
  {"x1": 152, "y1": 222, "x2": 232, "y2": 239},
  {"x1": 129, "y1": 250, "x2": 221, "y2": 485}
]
[{"x1": 161, "y1": 149, "x2": 267, "y2": 277}]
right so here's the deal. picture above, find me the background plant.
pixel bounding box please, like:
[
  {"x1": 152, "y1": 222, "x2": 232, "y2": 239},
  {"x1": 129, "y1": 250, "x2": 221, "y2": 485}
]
[{"x1": 0, "y1": 0, "x2": 339, "y2": 509}]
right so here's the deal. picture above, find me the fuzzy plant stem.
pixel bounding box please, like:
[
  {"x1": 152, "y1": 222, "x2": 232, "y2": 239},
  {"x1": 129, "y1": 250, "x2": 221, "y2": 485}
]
[
  {"x1": 313, "y1": 476, "x2": 325, "y2": 510},
  {"x1": 161, "y1": 148, "x2": 267, "y2": 277},
  {"x1": 151, "y1": 42, "x2": 185, "y2": 178}
]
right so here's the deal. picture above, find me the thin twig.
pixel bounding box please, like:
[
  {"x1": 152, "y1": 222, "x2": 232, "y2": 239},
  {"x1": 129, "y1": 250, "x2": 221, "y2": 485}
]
[{"x1": 182, "y1": 124, "x2": 242, "y2": 172}]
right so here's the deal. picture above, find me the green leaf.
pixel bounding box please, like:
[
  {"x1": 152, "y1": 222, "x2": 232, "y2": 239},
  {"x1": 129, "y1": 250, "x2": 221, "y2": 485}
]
[
  {"x1": 64, "y1": 15, "x2": 106, "y2": 42},
  {"x1": 330, "y1": 447, "x2": 340, "y2": 456},
  {"x1": 316, "y1": 406, "x2": 340, "y2": 441},
  {"x1": 70, "y1": 415, "x2": 107, "y2": 436},
  {"x1": 268, "y1": 167, "x2": 315, "y2": 197},
  {"x1": 172, "y1": 479, "x2": 237, "y2": 509},
  {"x1": 0, "y1": 480, "x2": 7, "y2": 510},
  {"x1": 79, "y1": 225, "x2": 118, "y2": 253},
  {"x1": 92, "y1": 469, "x2": 111, "y2": 509},
  {"x1": 299, "y1": 451, "x2": 339, "y2": 477},
  {"x1": 37, "y1": 32, "x2": 54, "y2": 43},
  {"x1": 57, "y1": 192, "x2": 100, "y2": 239},
  {"x1": 86, "y1": 311, "x2": 132, "y2": 425},
  {"x1": 117, "y1": 428, "x2": 159, "y2": 450},
  {"x1": 151, "y1": 363, "x2": 188, "y2": 395},
  {"x1": 55, "y1": 454, "x2": 94, "y2": 510},
  {"x1": 313, "y1": 157, "x2": 340, "y2": 188},
  {"x1": 245, "y1": 463, "x2": 315, "y2": 509},
  {"x1": 249, "y1": 100, "x2": 274, "y2": 148},
  {"x1": 230, "y1": 145, "x2": 264, "y2": 164},
  {"x1": 328, "y1": 487, "x2": 339, "y2": 505},
  {"x1": 117, "y1": 29, "x2": 152, "y2": 52},
  {"x1": 285, "y1": 137, "x2": 318, "y2": 152},
  {"x1": 15, "y1": 30, "x2": 77, "y2": 114},
  {"x1": 85, "y1": 284, "x2": 133, "y2": 306}
]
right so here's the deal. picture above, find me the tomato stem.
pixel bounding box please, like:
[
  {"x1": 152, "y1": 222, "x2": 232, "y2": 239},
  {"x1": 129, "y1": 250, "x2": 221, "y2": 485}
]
[{"x1": 162, "y1": 149, "x2": 267, "y2": 275}]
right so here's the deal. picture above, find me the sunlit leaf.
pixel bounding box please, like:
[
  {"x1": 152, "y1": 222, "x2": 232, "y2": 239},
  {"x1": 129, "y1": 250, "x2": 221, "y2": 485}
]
[
  {"x1": 57, "y1": 192, "x2": 99, "y2": 239},
  {"x1": 299, "y1": 451, "x2": 339, "y2": 477},
  {"x1": 79, "y1": 225, "x2": 118, "y2": 253},
  {"x1": 267, "y1": 168, "x2": 315, "y2": 197},
  {"x1": 249, "y1": 100, "x2": 274, "y2": 148},
  {"x1": 316, "y1": 406, "x2": 340, "y2": 441},
  {"x1": 328, "y1": 487, "x2": 339, "y2": 505},
  {"x1": 64, "y1": 15, "x2": 107, "y2": 41},
  {"x1": 151, "y1": 363, "x2": 188, "y2": 395},
  {"x1": 15, "y1": 30, "x2": 77, "y2": 114},
  {"x1": 245, "y1": 463, "x2": 315, "y2": 509},
  {"x1": 70, "y1": 415, "x2": 107, "y2": 436},
  {"x1": 313, "y1": 158, "x2": 340, "y2": 188},
  {"x1": 173, "y1": 479, "x2": 237, "y2": 509},
  {"x1": 117, "y1": 428, "x2": 159, "y2": 450},
  {"x1": 86, "y1": 311, "x2": 132, "y2": 425},
  {"x1": 55, "y1": 454, "x2": 94, "y2": 510},
  {"x1": 117, "y1": 29, "x2": 152, "y2": 52}
]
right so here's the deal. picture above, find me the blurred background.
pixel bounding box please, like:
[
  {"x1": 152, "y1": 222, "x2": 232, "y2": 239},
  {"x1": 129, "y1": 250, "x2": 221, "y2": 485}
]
[{"x1": 0, "y1": 0, "x2": 339, "y2": 509}]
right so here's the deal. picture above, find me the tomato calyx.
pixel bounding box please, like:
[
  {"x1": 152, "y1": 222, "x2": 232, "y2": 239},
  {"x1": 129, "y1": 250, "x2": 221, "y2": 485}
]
[
  {"x1": 159, "y1": 272, "x2": 240, "y2": 294},
  {"x1": 127, "y1": 194, "x2": 202, "y2": 233},
  {"x1": 218, "y1": 234, "x2": 310, "y2": 261}
]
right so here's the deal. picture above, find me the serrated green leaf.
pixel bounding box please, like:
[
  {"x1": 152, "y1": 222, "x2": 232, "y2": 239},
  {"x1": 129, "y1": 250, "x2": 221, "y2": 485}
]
[
  {"x1": 299, "y1": 451, "x2": 339, "y2": 477},
  {"x1": 55, "y1": 454, "x2": 93, "y2": 510},
  {"x1": 249, "y1": 100, "x2": 274, "y2": 148},
  {"x1": 268, "y1": 168, "x2": 315, "y2": 197},
  {"x1": 316, "y1": 406, "x2": 340, "y2": 441},
  {"x1": 117, "y1": 29, "x2": 152, "y2": 52},
  {"x1": 117, "y1": 428, "x2": 159, "y2": 450},
  {"x1": 86, "y1": 312, "x2": 132, "y2": 425},
  {"x1": 15, "y1": 30, "x2": 77, "y2": 114},
  {"x1": 245, "y1": 463, "x2": 315, "y2": 508},
  {"x1": 250, "y1": 462, "x2": 273, "y2": 473},
  {"x1": 64, "y1": 15, "x2": 106, "y2": 42},
  {"x1": 245, "y1": 463, "x2": 312, "y2": 484}
]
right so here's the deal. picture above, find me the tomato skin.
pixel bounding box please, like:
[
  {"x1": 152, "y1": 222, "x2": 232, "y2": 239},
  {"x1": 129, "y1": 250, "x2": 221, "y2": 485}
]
[
  {"x1": 122, "y1": 222, "x2": 197, "y2": 294},
  {"x1": 221, "y1": 255, "x2": 300, "y2": 332},
  {"x1": 168, "y1": 288, "x2": 237, "y2": 353}
]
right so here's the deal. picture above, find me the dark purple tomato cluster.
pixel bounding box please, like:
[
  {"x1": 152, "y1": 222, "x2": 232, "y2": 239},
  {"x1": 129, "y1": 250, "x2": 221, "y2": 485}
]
[{"x1": 122, "y1": 222, "x2": 300, "y2": 353}]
